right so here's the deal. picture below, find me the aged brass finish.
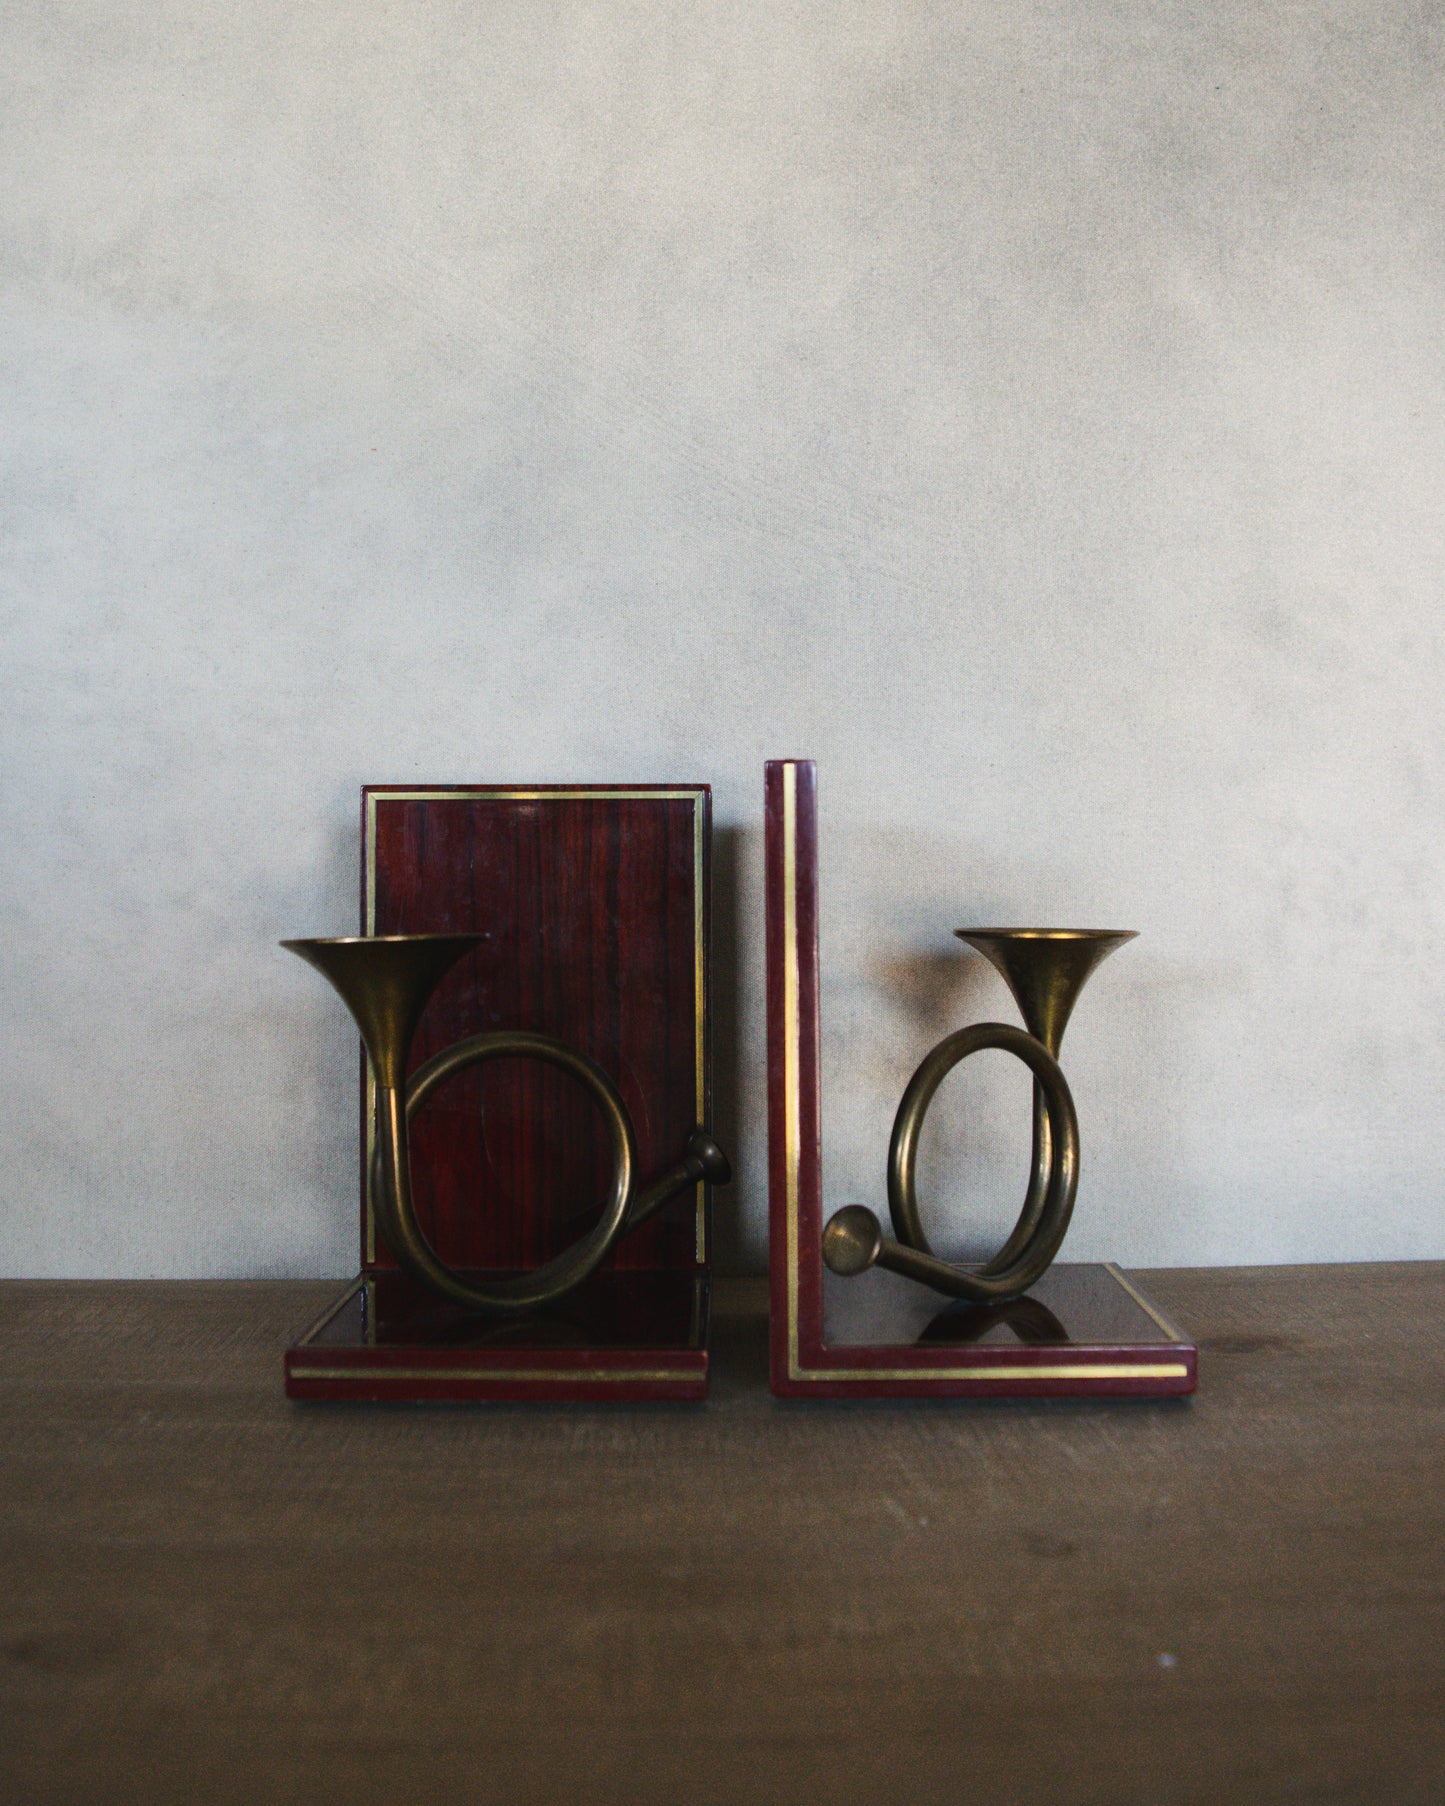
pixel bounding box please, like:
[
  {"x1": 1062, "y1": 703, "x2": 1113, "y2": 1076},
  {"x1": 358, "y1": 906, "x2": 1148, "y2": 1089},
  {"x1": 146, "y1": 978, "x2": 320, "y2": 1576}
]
[
  {"x1": 284, "y1": 935, "x2": 729, "y2": 1314},
  {"x1": 822, "y1": 929, "x2": 1134, "y2": 1302},
  {"x1": 883, "y1": 1021, "x2": 1079, "y2": 1299},
  {"x1": 957, "y1": 929, "x2": 1136, "y2": 1058},
  {"x1": 285, "y1": 934, "x2": 484, "y2": 1088}
]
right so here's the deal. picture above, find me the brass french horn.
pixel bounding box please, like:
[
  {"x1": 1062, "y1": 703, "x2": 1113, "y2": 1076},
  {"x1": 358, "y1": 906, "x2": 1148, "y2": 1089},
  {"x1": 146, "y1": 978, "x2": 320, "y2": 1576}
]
[
  {"x1": 822, "y1": 929, "x2": 1134, "y2": 1303},
  {"x1": 284, "y1": 934, "x2": 728, "y2": 1313}
]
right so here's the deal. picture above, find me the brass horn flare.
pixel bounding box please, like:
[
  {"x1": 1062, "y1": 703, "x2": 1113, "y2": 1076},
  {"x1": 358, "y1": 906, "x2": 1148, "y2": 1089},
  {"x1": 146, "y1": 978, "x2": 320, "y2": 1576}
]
[
  {"x1": 955, "y1": 927, "x2": 1136, "y2": 1055},
  {"x1": 281, "y1": 934, "x2": 483, "y2": 1087}
]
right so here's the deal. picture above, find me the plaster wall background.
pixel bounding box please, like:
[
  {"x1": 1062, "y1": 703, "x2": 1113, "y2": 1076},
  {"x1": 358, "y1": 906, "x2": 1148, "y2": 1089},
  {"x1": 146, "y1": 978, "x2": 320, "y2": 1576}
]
[{"x1": 3, "y1": 1, "x2": 1443, "y2": 1276}]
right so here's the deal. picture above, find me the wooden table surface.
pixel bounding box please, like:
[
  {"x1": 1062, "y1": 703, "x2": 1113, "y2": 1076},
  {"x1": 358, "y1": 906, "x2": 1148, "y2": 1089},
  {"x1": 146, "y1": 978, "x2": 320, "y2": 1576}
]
[{"x1": 2, "y1": 1264, "x2": 1442, "y2": 1805}]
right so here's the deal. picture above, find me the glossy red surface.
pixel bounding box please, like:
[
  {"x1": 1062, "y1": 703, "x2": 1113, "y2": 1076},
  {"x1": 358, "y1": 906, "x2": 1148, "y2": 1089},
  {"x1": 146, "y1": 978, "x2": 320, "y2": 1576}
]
[
  {"x1": 363, "y1": 786, "x2": 710, "y2": 1275},
  {"x1": 285, "y1": 1270, "x2": 709, "y2": 1403},
  {"x1": 765, "y1": 758, "x2": 1196, "y2": 1399}
]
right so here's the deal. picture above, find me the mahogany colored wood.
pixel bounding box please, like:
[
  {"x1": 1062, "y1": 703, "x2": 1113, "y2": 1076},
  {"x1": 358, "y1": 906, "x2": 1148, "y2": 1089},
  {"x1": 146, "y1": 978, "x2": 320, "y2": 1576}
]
[
  {"x1": 765, "y1": 758, "x2": 1196, "y2": 1398},
  {"x1": 286, "y1": 784, "x2": 714, "y2": 1402},
  {"x1": 363, "y1": 786, "x2": 711, "y2": 1276}
]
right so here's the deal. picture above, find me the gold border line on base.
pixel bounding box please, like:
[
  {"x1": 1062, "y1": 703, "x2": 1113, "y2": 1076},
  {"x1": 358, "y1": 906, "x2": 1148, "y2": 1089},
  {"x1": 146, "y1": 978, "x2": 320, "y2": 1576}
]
[
  {"x1": 293, "y1": 1278, "x2": 364, "y2": 1348},
  {"x1": 787, "y1": 1363, "x2": 1191, "y2": 1384},
  {"x1": 288, "y1": 1365, "x2": 702, "y2": 1384},
  {"x1": 1102, "y1": 1263, "x2": 1186, "y2": 1342},
  {"x1": 362, "y1": 786, "x2": 710, "y2": 1267}
]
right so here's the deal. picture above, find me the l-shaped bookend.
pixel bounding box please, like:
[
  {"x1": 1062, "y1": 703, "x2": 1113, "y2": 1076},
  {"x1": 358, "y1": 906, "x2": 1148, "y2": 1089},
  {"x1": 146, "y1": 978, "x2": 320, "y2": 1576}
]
[{"x1": 765, "y1": 759, "x2": 1196, "y2": 1399}]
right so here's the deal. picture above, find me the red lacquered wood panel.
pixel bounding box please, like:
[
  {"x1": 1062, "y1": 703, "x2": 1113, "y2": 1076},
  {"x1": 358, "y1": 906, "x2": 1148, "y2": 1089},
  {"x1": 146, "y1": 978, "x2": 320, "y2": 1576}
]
[
  {"x1": 362, "y1": 786, "x2": 710, "y2": 1277},
  {"x1": 764, "y1": 758, "x2": 1196, "y2": 1399},
  {"x1": 284, "y1": 1271, "x2": 709, "y2": 1403}
]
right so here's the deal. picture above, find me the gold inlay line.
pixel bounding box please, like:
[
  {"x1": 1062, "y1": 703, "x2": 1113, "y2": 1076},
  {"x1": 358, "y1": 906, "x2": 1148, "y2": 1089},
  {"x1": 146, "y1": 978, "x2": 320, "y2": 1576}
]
[
  {"x1": 789, "y1": 1363, "x2": 1191, "y2": 1384},
  {"x1": 1103, "y1": 1263, "x2": 1185, "y2": 1342},
  {"x1": 364, "y1": 789, "x2": 378, "y2": 1261},
  {"x1": 289, "y1": 1365, "x2": 701, "y2": 1384},
  {"x1": 368, "y1": 790, "x2": 707, "y2": 802},
  {"x1": 693, "y1": 796, "x2": 707, "y2": 1263},
  {"x1": 293, "y1": 1278, "x2": 364, "y2": 1348},
  {"x1": 782, "y1": 765, "x2": 804, "y2": 1380}
]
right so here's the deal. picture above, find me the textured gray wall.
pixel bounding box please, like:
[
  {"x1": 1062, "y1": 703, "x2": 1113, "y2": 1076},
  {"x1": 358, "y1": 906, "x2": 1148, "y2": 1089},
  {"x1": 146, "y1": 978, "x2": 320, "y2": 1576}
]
[{"x1": 3, "y1": 2, "x2": 1443, "y2": 1275}]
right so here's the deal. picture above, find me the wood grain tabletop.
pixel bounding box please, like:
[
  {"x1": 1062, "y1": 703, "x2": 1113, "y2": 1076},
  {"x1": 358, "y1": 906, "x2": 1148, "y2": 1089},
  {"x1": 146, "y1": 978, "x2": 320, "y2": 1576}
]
[{"x1": 2, "y1": 1264, "x2": 1442, "y2": 1805}]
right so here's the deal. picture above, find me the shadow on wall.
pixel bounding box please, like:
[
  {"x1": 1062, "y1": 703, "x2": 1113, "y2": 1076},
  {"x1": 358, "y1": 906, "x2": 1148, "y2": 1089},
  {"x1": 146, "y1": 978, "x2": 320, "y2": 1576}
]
[
  {"x1": 708, "y1": 822, "x2": 745, "y2": 1273},
  {"x1": 251, "y1": 787, "x2": 364, "y2": 1275},
  {"x1": 818, "y1": 823, "x2": 1042, "y2": 1264}
]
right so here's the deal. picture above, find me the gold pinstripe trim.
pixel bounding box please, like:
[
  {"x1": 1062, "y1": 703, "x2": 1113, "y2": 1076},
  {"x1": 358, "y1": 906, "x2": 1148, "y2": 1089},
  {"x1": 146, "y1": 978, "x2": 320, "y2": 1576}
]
[
  {"x1": 1103, "y1": 1262, "x2": 1185, "y2": 1342},
  {"x1": 292, "y1": 1278, "x2": 364, "y2": 1348},
  {"x1": 788, "y1": 1363, "x2": 1190, "y2": 1384},
  {"x1": 288, "y1": 1365, "x2": 701, "y2": 1384},
  {"x1": 782, "y1": 763, "x2": 805, "y2": 1381}
]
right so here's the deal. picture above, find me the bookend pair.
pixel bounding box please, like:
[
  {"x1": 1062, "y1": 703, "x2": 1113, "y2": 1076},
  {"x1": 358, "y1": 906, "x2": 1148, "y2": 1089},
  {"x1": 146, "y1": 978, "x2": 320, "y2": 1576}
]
[{"x1": 283, "y1": 770, "x2": 1195, "y2": 1403}]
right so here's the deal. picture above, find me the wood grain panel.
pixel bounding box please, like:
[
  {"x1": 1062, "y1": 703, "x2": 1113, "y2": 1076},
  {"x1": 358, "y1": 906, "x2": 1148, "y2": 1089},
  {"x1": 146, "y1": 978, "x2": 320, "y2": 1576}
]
[{"x1": 364, "y1": 786, "x2": 709, "y2": 1275}]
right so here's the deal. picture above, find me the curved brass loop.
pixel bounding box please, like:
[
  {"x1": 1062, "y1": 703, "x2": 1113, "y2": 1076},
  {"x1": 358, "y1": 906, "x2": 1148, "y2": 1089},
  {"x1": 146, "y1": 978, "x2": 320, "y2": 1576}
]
[
  {"x1": 283, "y1": 934, "x2": 730, "y2": 1318},
  {"x1": 821, "y1": 1023, "x2": 1079, "y2": 1303},
  {"x1": 375, "y1": 1031, "x2": 637, "y2": 1315},
  {"x1": 887, "y1": 1022, "x2": 1079, "y2": 1300},
  {"x1": 373, "y1": 1032, "x2": 731, "y2": 1315}
]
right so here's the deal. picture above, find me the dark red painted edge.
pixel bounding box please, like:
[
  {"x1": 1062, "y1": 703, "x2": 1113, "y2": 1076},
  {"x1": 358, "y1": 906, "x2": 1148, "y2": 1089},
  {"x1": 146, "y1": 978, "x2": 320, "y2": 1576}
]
[
  {"x1": 284, "y1": 1324, "x2": 708, "y2": 1404},
  {"x1": 287, "y1": 1376, "x2": 706, "y2": 1403},
  {"x1": 766, "y1": 758, "x2": 828, "y2": 1395}
]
